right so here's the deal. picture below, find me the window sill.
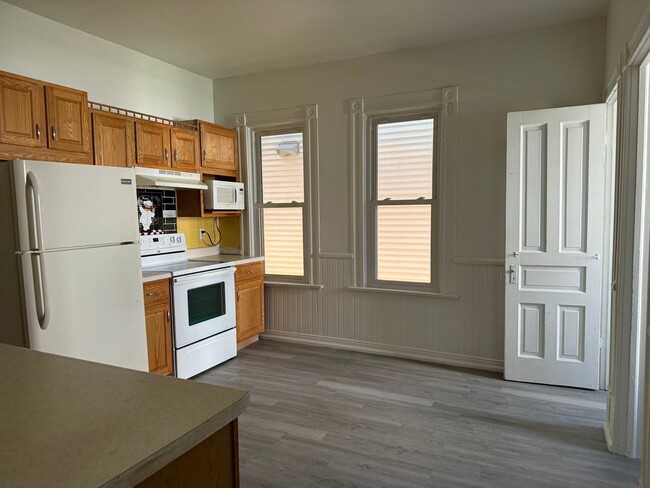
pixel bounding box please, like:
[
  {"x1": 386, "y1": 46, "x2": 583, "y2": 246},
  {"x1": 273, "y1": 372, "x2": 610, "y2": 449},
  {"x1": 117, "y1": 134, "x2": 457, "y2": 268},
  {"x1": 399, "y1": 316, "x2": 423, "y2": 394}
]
[
  {"x1": 347, "y1": 286, "x2": 459, "y2": 300},
  {"x1": 265, "y1": 281, "x2": 324, "y2": 290}
]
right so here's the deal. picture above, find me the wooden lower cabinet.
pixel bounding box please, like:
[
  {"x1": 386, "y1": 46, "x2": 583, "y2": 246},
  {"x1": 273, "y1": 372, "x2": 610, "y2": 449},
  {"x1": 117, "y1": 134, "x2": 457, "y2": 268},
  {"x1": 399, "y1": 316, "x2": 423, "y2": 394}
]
[
  {"x1": 143, "y1": 279, "x2": 174, "y2": 375},
  {"x1": 235, "y1": 261, "x2": 265, "y2": 347},
  {"x1": 136, "y1": 420, "x2": 239, "y2": 488}
]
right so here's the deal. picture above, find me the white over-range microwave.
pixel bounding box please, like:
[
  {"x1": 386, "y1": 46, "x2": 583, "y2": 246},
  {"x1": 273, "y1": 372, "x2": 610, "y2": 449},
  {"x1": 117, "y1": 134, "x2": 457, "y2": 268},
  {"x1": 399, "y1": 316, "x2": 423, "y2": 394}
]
[{"x1": 204, "y1": 180, "x2": 245, "y2": 211}]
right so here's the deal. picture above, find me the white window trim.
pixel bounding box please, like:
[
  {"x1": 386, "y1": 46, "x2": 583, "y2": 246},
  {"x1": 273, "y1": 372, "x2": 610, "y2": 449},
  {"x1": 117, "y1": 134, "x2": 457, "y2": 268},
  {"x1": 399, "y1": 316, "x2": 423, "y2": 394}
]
[
  {"x1": 235, "y1": 105, "x2": 320, "y2": 285},
  {"x1": 350, "y1": 87, "x2": 458, "y2": 294}
]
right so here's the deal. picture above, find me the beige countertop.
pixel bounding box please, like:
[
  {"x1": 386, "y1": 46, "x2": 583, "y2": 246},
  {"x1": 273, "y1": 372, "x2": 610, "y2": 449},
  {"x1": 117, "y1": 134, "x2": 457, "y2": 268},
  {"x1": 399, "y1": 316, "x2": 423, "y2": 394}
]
[
  {"x1": 141, "y1": 270, "x2": 172, "y2": 283},
  {"x1": 0, "y1": 344, "x2": 248, "y2": 488}
]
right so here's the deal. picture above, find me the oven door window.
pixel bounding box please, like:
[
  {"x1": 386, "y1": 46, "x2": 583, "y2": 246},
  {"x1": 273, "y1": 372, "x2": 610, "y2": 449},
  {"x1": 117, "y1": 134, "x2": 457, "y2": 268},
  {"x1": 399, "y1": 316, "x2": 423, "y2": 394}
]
[{"x1": 187, "y1": 283, "x2": 226, "y2": 326}]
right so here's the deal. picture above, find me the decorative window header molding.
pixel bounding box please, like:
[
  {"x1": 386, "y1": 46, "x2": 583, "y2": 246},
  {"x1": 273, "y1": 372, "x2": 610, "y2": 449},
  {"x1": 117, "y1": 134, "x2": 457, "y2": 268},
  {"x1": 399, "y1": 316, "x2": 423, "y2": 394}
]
[
  {"x1": 349, "y1": 87, "x2": 457, "y2": 116},
  {"x1": 235, "y1": 104, "x2": 318, "y2": 129}
]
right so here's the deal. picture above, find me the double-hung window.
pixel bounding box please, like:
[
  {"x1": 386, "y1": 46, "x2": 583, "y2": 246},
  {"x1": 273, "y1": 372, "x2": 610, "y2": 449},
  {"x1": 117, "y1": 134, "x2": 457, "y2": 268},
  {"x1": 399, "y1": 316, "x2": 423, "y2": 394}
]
[
  {"x1": 238, "y1": 105, "x2": 319, "y2": 285},
  {"x1": 369, "y1": 114, "x2": 438, "y2": 289},
  {"x1": 352, "y1": 87, "x2": 457, "y2": 294},
  {"x1": 257, "y1": 129, "x2": 307, "y2": 279}
]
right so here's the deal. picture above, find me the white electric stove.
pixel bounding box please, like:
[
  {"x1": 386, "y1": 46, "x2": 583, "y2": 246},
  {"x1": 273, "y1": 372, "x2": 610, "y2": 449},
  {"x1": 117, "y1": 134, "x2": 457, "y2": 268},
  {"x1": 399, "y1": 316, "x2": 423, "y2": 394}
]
[{"x1": 140, "y1": 233, "x2": 237, "y2": 379}]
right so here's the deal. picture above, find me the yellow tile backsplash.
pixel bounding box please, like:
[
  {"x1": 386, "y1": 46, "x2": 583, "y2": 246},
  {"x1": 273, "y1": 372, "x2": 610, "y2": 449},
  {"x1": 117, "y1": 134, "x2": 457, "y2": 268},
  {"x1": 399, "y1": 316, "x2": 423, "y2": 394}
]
[
  {"x1": 177, "y1": 216, "x2": 241, "y2": 250},
  {"x1": 219, "y1": 216, "x2": 241, "y2": 249}
]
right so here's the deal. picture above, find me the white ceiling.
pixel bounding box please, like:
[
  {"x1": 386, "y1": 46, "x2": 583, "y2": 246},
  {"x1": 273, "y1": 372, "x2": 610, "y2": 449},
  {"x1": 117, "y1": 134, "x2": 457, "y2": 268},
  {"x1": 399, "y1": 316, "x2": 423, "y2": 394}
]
[{"x1": 5, "y1": 0, "x2": 609, "y2": 79}]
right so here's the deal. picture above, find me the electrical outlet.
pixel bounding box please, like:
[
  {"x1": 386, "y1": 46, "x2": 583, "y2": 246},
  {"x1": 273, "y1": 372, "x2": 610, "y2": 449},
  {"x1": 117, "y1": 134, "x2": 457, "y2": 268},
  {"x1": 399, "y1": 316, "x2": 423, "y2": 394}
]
[{"x1": 199, "y1": 228, "x2": 205, "y2": 240}]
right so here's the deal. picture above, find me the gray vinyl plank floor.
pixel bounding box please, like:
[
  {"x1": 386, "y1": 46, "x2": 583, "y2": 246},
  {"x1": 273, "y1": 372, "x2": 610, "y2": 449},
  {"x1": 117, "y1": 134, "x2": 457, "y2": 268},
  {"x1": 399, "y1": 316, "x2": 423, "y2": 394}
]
[{"x1": 194, "y1": 340, "x2": 640, "y2": 488}]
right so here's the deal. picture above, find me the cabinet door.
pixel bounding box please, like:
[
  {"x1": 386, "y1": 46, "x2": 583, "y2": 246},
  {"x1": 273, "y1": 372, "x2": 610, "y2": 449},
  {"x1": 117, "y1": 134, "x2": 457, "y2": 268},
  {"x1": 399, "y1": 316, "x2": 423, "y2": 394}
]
[
  {"x1": 92, "y1": 111, "x2": 135, "y2": 167},
  {"x1": 236, "y1": 278, "x2": 264, "y2": 343},
  {"x1": 0, "y1": 73, "x2": 46, "y2": 148},
  {"x1": 171, "y1": 127, "x2": 199, "y2": 172},
  {"x1": 136, "y1": 121, "x2": 171, "y2": 168},
  {"x1": 144, "y1": 302, "x2": 174, "y2": 375},
  {"x1": 45, "y1": 86, "x2": 91, "y2": 153},
  {"x1": 200, "y1": 124, "x2": 238, "y2": 176}
]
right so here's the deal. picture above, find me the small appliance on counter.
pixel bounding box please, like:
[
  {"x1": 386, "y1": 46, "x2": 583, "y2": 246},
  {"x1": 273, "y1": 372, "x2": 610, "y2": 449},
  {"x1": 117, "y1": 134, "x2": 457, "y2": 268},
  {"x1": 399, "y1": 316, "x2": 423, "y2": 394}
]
[
  {"x1": 0, "y1": 159, "x2": 149, "y2": 371},
  {"x1": 140, "y1": 233, "x2": 237, "y2": 379}
]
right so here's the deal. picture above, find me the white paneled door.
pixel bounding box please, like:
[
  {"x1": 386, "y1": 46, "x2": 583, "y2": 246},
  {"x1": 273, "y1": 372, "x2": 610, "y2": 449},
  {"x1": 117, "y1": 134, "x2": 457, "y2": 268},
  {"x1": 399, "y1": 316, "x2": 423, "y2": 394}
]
[{"x1": 505, "y1": 105, "x2": 606, "y2": 389}]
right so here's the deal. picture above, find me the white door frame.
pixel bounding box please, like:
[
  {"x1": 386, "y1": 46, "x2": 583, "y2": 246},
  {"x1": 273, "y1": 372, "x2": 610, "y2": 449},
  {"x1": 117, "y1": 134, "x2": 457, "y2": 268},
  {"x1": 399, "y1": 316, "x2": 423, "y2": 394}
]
[
  {"x1": 600, "y1": 87, "x2": 618, "y2": 391},
  {"x1": 607, "y1": 42, "x2": 650, "y2": 458}
]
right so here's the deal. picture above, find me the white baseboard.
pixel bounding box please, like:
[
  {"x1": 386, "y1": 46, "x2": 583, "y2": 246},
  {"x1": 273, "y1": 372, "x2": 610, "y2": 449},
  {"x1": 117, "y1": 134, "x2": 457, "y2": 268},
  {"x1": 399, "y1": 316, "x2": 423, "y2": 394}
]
[
  {"x1": 604, "y1": 421, "x2": 614, "y2": 452},
  {"x1": 260, "y1": 330, "x2": 504, "y2": 372}
]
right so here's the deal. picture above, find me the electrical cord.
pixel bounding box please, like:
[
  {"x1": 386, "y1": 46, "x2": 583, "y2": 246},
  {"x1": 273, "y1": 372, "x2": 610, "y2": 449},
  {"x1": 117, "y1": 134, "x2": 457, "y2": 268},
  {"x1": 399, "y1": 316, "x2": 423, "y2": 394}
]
[{"x1": 201, "y1": 220, "x2": 223, "y2": 247}]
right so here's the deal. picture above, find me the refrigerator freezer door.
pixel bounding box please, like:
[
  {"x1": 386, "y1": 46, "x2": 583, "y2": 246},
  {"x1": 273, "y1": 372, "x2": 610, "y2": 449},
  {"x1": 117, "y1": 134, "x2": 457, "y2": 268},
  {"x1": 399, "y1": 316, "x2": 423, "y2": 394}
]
[
  {"x1": 20, "y1": 243, "x2": 148, "y2": 371},
  {"x1": 12, "y1": 160, "x2": 139, "y2": 252}
]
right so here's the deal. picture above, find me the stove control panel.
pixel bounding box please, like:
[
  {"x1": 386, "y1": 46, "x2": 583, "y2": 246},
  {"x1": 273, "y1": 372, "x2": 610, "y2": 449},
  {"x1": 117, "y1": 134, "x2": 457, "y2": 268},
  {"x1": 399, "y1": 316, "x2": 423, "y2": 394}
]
[{"x1": 140, "y1": 233, "x2": 187, "y2": 257}]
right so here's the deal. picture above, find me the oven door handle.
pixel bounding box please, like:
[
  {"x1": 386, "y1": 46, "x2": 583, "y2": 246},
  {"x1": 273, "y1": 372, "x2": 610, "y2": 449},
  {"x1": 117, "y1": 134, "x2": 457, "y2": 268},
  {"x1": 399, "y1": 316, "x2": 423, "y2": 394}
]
[{"x1": 173, "y1": 266, "x2": 236, "y2": 285}]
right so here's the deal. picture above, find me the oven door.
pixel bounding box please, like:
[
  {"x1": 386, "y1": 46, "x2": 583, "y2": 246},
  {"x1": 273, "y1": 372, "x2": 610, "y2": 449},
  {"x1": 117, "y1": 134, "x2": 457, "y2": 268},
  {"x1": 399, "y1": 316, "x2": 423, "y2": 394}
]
[{"x1": 172, "y1": 267, "x2": 236, "y2": 348}]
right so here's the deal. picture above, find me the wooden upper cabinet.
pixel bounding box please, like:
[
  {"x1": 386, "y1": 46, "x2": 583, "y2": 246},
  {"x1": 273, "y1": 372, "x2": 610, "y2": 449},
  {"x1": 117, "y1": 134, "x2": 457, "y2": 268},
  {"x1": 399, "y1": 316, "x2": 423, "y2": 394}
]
[
  {"x1": 136, "y1": 121, "x2": 171, "y2": 168},
  {"x1": 199, "y1": 122, "x2": 238, "y2": 176},
  {"x1": 45, "y1": 86, "x2": 91, "y2": 153},
  {"x1": 0, "y1": 72, "x2": 46, "y2": 148},
  {"x1": 91, "y1": 110, "x2": 135, "y2": 167},
  {"x1": 171, "y1": 127, "x2": 199, "y2": 172}
]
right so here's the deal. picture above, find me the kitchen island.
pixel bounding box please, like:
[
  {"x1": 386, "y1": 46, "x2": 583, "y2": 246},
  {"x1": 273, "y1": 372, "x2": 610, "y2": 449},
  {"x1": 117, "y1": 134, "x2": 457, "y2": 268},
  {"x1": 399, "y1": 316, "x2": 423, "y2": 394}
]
[{"x1": 0, "y1": 343, "x2": 248, "y2": 487}]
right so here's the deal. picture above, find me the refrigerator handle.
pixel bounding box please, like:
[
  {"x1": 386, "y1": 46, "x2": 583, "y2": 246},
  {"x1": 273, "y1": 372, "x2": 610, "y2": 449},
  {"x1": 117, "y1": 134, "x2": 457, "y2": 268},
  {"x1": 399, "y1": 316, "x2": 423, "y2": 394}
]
[
  {"x1": 25, "y1": 171, "x2": 45, "y2": 252},
  {"x1": 30, "y1": 253, "x2": 50, "y2": 330}
]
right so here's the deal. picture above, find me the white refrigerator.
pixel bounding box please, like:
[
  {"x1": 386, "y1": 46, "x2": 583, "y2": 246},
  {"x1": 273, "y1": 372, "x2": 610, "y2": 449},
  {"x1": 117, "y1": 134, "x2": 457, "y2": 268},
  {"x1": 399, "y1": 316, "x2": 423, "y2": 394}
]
[{"x1": 0, "y1": 160, "x2": 148, "y2": 371}]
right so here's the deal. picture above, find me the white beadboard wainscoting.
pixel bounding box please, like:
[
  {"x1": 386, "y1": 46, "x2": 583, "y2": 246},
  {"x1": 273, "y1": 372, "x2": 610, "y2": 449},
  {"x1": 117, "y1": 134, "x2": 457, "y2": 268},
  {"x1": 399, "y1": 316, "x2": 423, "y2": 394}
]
[{"x1": 263, "y1": 257, "x2": 505, "y2": 371}]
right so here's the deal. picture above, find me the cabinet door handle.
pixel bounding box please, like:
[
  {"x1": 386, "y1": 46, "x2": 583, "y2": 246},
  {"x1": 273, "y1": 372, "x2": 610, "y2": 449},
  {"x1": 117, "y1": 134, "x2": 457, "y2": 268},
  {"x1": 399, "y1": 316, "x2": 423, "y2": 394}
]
[
  {"x1": 167, "y1": 311, "x2": 171, "y2": 322},
  {"x1": 237, "y1": 291, "x2": 240, "y2": 301},
  {"x1": 51, "y1": 126, "x2": 57, "y2": 141},
  {"x1": 35, "y1": 124, "x2": 41, "y2": 140},
  {"x1": 203, "y1": 150, "x2": 207, "y2": 160},
  {"x1": 164, "y1": 149, "x2": 169, "y2": 161},
  {"x1": 174, "y1": 149, "x2": 178, "y2": 161},
  {"x1": 146, "y1": 292, "x2": 159, "y2": 297}
]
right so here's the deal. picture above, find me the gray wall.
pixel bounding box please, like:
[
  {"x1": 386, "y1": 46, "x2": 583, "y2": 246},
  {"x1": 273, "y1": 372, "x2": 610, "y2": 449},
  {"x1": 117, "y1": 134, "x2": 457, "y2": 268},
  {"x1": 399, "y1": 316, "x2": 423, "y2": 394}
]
[
  {"x1": 213, "y1": 18, "x2": 607, "y2": 366},
  {"x1": 0, "y1": 1, "x2": 214, "y2": 121},
  {"x1": 605, "y1": 0, "x2": 650, "y2": 89}
]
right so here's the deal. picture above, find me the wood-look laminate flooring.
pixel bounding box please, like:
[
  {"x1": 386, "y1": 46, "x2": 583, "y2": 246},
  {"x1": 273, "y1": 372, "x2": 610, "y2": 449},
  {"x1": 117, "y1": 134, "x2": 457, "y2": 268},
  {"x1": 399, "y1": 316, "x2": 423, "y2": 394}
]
[{"x1": 195, "y1": 340, "x2": 640, "y2": 488}]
